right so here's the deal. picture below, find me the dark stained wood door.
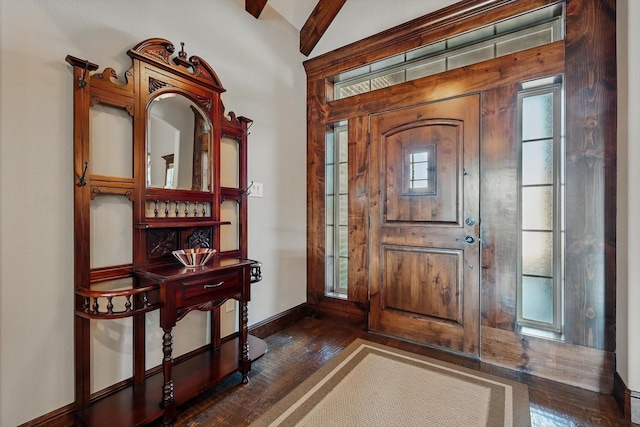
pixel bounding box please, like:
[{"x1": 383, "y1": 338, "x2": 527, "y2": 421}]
[{"x1": 369, "y1": 95, "x2": 480, "y2": 355}]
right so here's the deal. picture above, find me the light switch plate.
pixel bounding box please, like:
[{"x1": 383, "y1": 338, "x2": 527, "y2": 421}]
[{"x1": 249, "y1": 182, "x2": 263, "y2": 198}]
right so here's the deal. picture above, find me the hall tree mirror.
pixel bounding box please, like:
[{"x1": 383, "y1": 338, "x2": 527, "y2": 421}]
[
  {"x1": 147, "y1": 94, "x2": 211, "y2": 191},
  {"x1": 66, "y1": 38, "x2": 264, "y2": 426}
]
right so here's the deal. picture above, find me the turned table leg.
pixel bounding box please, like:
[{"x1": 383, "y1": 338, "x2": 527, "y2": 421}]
[
  {"x1": 162, "y1": 327, "x2": 175, "y2": 426},
  {"x1": 241, "y1": 300, "x2": 250, "y2": 384}
]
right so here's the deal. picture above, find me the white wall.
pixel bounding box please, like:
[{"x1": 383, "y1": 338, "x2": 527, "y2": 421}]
[
  {"x1": 0, "y1": 0, "x2": 307, "y2": 425},
  {"x1": 617, "y1": 0, "x2": 640, "y2": 399},
  {"x1": 1, "y1": 0, "x2": 637, "y2": 424}
]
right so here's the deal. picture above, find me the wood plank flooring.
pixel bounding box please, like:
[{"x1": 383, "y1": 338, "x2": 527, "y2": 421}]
[{"x1": 161, "y1": 317, "x2": 633, "y2": 426}]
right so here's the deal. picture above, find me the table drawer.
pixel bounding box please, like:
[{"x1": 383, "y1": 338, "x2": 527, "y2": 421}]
[{"x1": 180, "y1": 271, "x2": 240, "y2": 304}]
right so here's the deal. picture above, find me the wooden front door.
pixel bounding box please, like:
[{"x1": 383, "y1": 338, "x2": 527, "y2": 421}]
[{"x1": 369, "y1": 94, "x2": 480, "y2": 355}]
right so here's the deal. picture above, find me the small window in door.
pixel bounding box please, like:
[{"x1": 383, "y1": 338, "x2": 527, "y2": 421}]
[{"x1": 404, "y1": 145, "x2": 436, "y2": 195}]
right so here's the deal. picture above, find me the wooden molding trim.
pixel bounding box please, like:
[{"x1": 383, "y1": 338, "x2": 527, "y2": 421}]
[
  {"x1": 17, "y1": 403, "x2": 75, "y2": 427},
  {"x1": 249, "y1": 303, "x2": 311, "y2": 338},
  {"x1": 481, "y1": 326, "x2": 615, "y2": 393},
  {"x1": 303, "y1": 0, "x2": 556, "y2": 77},
  {"x1": 613, "y1": 371, "x2": 632, "y2": 421},
  {"x1": 307, "y1": 295, "x2": 368, "y2": 330}
]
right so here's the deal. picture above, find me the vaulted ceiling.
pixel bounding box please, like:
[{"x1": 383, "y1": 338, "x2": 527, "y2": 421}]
[
  {"x1": 246, "y1": 0, "x2": 462, "y2": 58},
  {"x1": 246, "y1": 0, "x2": 346, "y2": 56}
]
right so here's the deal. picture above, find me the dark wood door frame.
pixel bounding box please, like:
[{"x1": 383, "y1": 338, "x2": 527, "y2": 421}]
[{"x1": 304, "y1": 0, "x2": 616, "y2": 393}]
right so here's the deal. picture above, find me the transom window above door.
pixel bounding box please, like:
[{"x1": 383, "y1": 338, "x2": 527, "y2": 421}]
[{"x1": 332, "y1": 3, "x2": 564, "y2": 100}]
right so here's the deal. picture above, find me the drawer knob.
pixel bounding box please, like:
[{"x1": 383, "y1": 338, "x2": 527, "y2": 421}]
[{"x1": 203, "y1": 281, "x2": 224, "y2": 289}]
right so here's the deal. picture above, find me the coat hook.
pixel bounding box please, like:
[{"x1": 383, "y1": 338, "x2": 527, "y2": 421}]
[
  {"x1": 242, "y1": 180, "x2": 254, "y2": 196},
  {"x1": 78, "y1": 161, "x2": 89, "y2": 186},
  {"x1": 243, "y1": 121, "x2": 253, "y2": 136},
  {"x1": 78, "y1": 60, "x2": 89, "y2": 88}
]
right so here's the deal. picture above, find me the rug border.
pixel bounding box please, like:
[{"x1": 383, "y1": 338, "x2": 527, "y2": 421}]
[{"x1": 250, "y1": 338, "x2": 530, "y2": 427}]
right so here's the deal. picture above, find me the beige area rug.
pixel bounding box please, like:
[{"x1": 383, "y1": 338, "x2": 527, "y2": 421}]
[{"x1": 251, "y1": 338, "x2": 530, "y2": 427}]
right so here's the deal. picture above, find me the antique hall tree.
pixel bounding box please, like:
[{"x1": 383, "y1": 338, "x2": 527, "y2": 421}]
[{"x1": 66, "y1": 38, "x2": 264, "y2": 426}]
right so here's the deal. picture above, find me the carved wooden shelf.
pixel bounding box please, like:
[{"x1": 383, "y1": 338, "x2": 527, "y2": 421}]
[
  {"x1": 134, "y1": 219, "x2": 231, "y2": 229},
  {"x1": 76, "y1": 335, "x2": 268, "y2": 427}
]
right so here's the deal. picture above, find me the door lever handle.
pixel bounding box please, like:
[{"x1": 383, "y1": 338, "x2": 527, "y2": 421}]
[{"x1": 465, "y1": 236, "x2": 475, "y2": 244}]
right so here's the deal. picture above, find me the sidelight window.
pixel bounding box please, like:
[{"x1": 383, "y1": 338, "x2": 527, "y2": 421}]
[
  {"x1": 517, "y1": 76, "x2": 564, "y2": 333},
  {"x1": 326, "y1": 122, "x2": 349, "y2": 297}
]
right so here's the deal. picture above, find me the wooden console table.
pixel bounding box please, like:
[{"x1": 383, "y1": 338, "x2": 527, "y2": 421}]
[{"x1": 134, "y1": 257, "x2": 265, "y2": 425}]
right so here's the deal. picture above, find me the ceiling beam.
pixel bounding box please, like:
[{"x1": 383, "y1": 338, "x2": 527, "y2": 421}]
[
  {"x1": 246, "y1": 0, "x2": 269, "y2": 18},
  {"x1": 300, "y1": 0, "x2": 347, "y2": 56}
]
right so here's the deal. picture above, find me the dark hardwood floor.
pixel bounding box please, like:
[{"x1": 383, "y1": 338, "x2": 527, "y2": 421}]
[{"x1": 160, "y1": 317, "x2": 632, "y2": 427}]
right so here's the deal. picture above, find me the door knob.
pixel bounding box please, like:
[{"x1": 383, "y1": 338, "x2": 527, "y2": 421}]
[{"x1": 465, "y1": 236, "x2": 475, "y2": 244}]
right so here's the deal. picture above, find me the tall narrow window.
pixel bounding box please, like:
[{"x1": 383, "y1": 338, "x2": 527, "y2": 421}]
[
  {"x1": 326, "y1": 122, "x2": 348, "y2": 297},
  {"x1": 517, "y1": 77, "x2": 564, "y2": 333}
]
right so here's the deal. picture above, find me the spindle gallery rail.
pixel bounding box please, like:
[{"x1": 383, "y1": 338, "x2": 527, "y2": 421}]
[
  {"x1": 146, "y1": 199, "x2": 213, "y2": 218},
  {"x1": 75, "y1": 285, "x2": 160, "y2": 320}
]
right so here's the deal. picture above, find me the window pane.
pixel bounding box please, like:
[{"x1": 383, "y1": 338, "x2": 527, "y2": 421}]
[
  {"x1": 339, "y1": 194, "x2": 348, "y2": 225},
  {"x1": 371, "y1": 54, "x2": 405, "y2": 71},
  {"x1": 496, "y1": 6, "x2": 561, "y2": 34},
  {"x1": 339, "y1": 225, "x2": 348, "y2": 257},
  {"x1": 371, "y1": 70, "x2": 405, "y2": 90},
  {"x1": 521, "y1": 276, "x2": 554, "y2": 324},
  {"x1": 411, "y1": 161, "x2": 429, "y2": 181},
  {"x1": 338, "y1": 130, "x2": 348, "y2": 161},
  {"x1": 326, "y1": 135, "x2": 334, "y2": 165},
  {"x1": 522, "y1": 186, "x2": 553, "y2": 230},
  {"x1": 326, "y1": 165, "x2": 334, "y2": 195},
  {"x1": 338, "y1": 257, "x2": 348, "y2": 289},
  {"x1": 326, "y1": 195, "x2": 334, "y2": 225},
  {"x1": 406, "y1": 59, "x2": 447, "y2": 81},
  {"x1": 522, "y1": 93, "x2": 553, "y2": 140},
  {"x1": 447, "y1": 44, "x2": 494, "y2": 69},
  {"x1": 448, "y1": 25, "x2": 495, "y2": 48},
  {"x1": 496, "y1": 27, "x2": 554, "y2": 56},
  {"x1": 326, "y1": 226, "x2": 334, "y2": 256},
  {"x1": 339, "y1": 163, "x2": 348, "y2": 193},
  {"x1": 406, "y1": 41, "x2": 446, "y2": 61},
  {"x1": 521, "y1": 231, "x2": 553, "y2": 277},
  {"x1": 339, "y1": 81, "x2": 370, "y2": 98},
  {"x1": 522, "y1": 139, "x2": 553, "y2": 185},
  {"x1": 326, "y1": 256, "x2": 334, "y2": 288}
]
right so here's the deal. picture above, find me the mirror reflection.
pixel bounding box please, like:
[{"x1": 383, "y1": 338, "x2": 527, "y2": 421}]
[{"x1": 147, "y1": 94, "x2": 211, "y2": 191}]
